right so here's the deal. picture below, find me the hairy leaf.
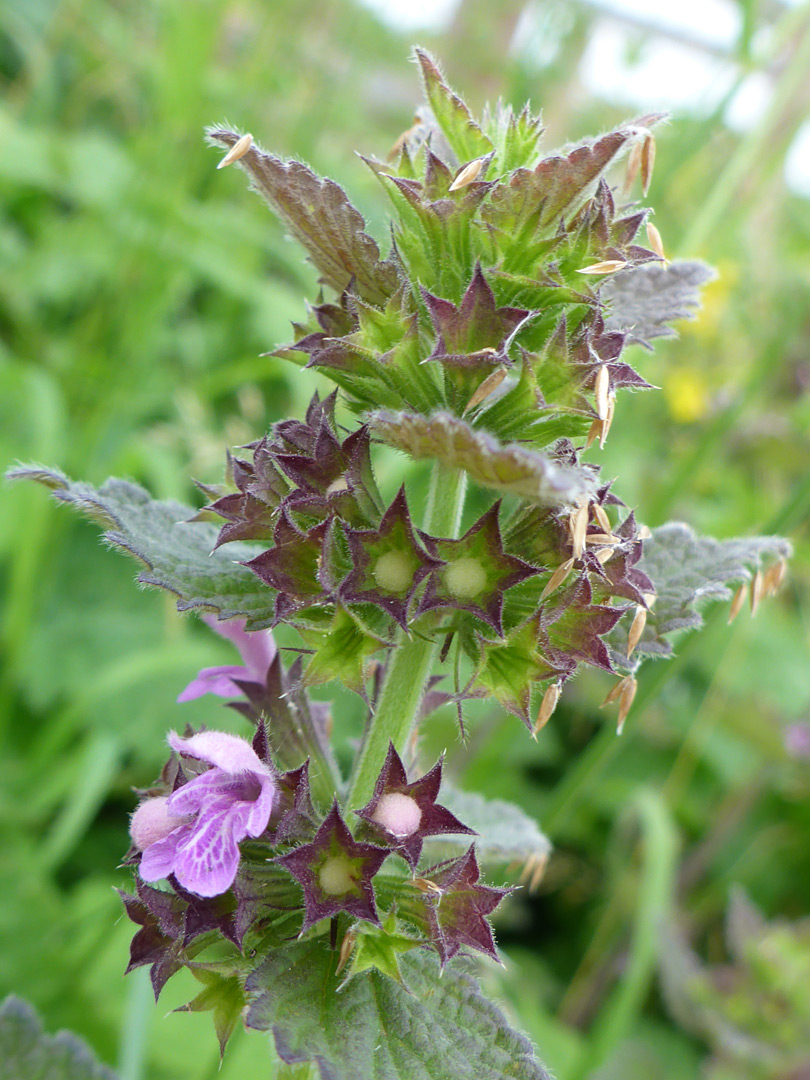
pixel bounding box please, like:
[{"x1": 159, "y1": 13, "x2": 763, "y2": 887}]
[
  {"x1": 0, "y1": 996, "x2": 118, "y2": 1080},
  {"x1": 602, "y1": 261, "x2": 715, "y2": 346},
  {"x1": 8, "y1": 466, "x2": 277, "y2": 628},
  {"x1": 245, "y1": 939, "x2": 550, "y2": 1079},
  {"x1": 623, "y1": 522, "x2": 791, "y2": 658},
  {"x1": 424, "y1": 787, "x2": 551, "y2": 869},
  {"x1": 207, "y1": 129, "x2": 399, "y2": 305},
  {"x1": 414, "y1": 49, "x2": 493, "y2": 165},
  {"x1": 482, "y1": 119, "x2": 661, "y2": 245},
  {"x1": 369, "y1": 411, "x2": 597, "y2": 506}
]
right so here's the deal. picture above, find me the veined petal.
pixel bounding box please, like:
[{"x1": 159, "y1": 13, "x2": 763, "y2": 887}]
[
  {"x1": 244, "y1": 776, "x2": 275, "y2": 837},
  {"x1": 172, "y1": 805, "x2": 242, "y2": 897},
  {"x1": 138, "y1": 826, "x2": 188, "y2": 882},
  {"x1": 176, "y1": 664, "x2": 251, "y2": 703},
  {"x1": 166, "y1": 769, "x2": 239, "y2": 817},
  {"x1": 168, "y1": 730, "x2": 272, "y2": 776}
]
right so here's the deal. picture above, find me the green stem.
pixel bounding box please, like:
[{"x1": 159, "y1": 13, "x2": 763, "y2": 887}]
[{"x1": 345, "y1": 464, "x2": 467, "y2": 810}]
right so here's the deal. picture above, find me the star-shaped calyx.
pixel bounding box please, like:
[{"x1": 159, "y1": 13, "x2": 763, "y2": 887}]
[
  {"x1": 419, "y1": 846, "x2": 511, "y2": 965},
  {"x1": 469, "y1": 614, "x2": 569, "y2": 728},
  {"x1": 274, "y1": 802, "x2": 389, "y2": 932},
  {"x1": 418, "y1": 502, "x2": 541, "y2": 635},
  {"x1": 340, "y1": 487, "x2": 443, "y2": 628},
  {"x1": 421, "y1": 264, "x2": 529, "y2": 409},
  {"x1": 540, "y1": 572, "x2": 628, "y2": 673},
  {"x1": 203, "y1": 446, "x2": 288, "y2": 550},
  {"x1": 355, "y1": 742, "x2": 475, "y2": 869},
  {"x1": 243, "y1": 511, "x2": 331, "y2": 623}
]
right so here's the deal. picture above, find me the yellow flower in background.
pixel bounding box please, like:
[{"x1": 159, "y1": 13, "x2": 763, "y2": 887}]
[
  {"x1": 665, "y1": 368, "x2": 709, "y2": 423},
  {"x1": 680, "y1": 259, "x2": 737, "y2": 343}
]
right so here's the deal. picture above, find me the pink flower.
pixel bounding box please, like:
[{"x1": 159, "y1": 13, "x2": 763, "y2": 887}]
[
  {"x1": 177, "y1": 615, "x2": 276, "y2": 703},
  {"x1": 137, "y1": 731, "x2": 276, "y2": 897}
]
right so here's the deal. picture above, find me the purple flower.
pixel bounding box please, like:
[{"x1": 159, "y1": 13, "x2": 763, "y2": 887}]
[
  {"x1": 177, "y1": 615, "x2": 276, "y2": 702},
  {"x1": 785, "y1": 722, "x2": 810, "y2": 759},
  {"x1": 138, "y1": 730, "x2": 276, "y2": 897}
]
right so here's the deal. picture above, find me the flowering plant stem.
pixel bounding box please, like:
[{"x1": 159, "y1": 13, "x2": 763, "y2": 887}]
[{"x1": 346, "y1": 463, "x2": 468, "y2": 810}]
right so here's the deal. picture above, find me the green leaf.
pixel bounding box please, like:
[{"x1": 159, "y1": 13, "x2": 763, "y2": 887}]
[
  {"x1": 342, "y1": 914, "x2": 422, "y2": 987},
  {"x1": 176, "y1": 966, "x2": 247, "y2": 1058},
  {"x1": 7, "y1": 466, "x2": 277, "y2": 628},
  {"x1": 469, "y1": 616, "x2": 561, "y2": 726},
  {"x1": 0, "y1": 996, "x2": 118, "y2": 1080},
  {"x1": 602, "y1": 261, "x2": 716, "y2": 346},
  {"x1": 482, "y1": 120, "x2": 660, "y2": 249},
  {"x1": 413, "y1": 49, "x2": 493, "y2": 165},
  {"x1": 207, "y1": 129, "x2": 399, "y2": 305},
  {"x1": 369, "y1": 411, "x2": 597, "y2": 507},
  {"x1": 627, "y1": 522, "x2": 791, "y2": 658},
  {"x1": 245, "y1": 939, "x2": 551, "y2": 1079},
  {"x1": 300, "y1": 605, "x2": 388, "y2": 695},
  {"x1": 424, "y1": 787, "x2": 551, "y2": 870}
]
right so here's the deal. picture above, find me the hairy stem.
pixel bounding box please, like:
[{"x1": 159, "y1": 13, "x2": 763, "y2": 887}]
[{"x1": 345, "y1": 464, "x2": 467, "y2": 809}]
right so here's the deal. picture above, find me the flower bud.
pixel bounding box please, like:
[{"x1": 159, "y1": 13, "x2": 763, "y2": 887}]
[{"x1": 129, "y1": 796, "x2": 188, "y2": 851}]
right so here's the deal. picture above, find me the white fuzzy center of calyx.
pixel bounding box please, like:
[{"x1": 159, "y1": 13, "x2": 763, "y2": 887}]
[
  {"x1": 371, "y1": 792, "x2": 423, "y2": 837},
  {"x1": 444, "y1": 557, "x2": 487, "y2": 600},
  {"x1": 318, "y1": 855, "x2": 355, "y2": 896},
  {"x1": 373, "y1": 551, "x2": 415, "y2": 593}
]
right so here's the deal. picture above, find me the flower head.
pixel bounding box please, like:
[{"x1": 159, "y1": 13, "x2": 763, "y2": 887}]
[
  {"x1": 177, "y1": 615, "x2": 276, "y2": 703},
  {"x1": 137, "y1": 730, "x2": 276, "y2": 897}
]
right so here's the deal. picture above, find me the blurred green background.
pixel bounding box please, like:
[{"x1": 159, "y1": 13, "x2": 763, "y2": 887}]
[{"x1": 1, "y1": 0, "x2": 809, "y2": 1076}]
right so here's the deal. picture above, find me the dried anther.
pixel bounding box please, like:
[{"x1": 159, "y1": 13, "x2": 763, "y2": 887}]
[
  {"x1": 569, "y1": 503, "x2": 589, "y2": 561},
  {"x1": 641, "y1": 132, "x2": 656, "y2": 195},
  {"x1": 617, "y1": 676, "x2": 637, "y2": 734},
  {"x1": 540, "y1": 557, "x2": 575, "y2": 601},
  {"x1": 646, "y1": 222, "x2": 666, "y2": 261},
  {"x1": 463, "y1": 366, "x2": 508, "y2": 413},
  {"x1": 626, "y1": 605, "x2": 647, "y2": 657},
  {"x1": 448, "y1": 157, "x2": 485, "y2": 190},
  {"x1": 594, "y1": 365, "x2": 610, "y2": 421},
  {"x1": 520, "y1": 852, "x2": 549, "y2": 894},
  {"x1": 750, "y1": 570, "x2": 763, "y2": 616},
  {"x1": 593, "y1": 503, "x2": 612, "y2": 534},
  {"x1": 728, "y1": 582, "x2": 748, "y2": 624},
  {"x1": 217, "y1": 132, "x2": 253, "y2": 169},
  {"x1": 577, "y1": 260, "x2": 628, "y2": 275},
  {"x1": 533, "y1": 682, "x2": 560, "y2": 735}
]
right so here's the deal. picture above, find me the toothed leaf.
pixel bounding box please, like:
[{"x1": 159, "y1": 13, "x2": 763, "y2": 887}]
[
  {"x1": 414, "y1": 49, "x2": 493, "y2": 165},
  {"x1": 245, "y1": 939, "x2": 551, "y2": 1079},
  {"x1": 622, "y1": 523, "x2": 791, "y2": 658},
  {"x1": 369, "y1": 411, "x2": 597, "y2": 507},
  {"x1": 7, "y1": 467, "x2": 276, "y2": 628},
  {"x1": 423, "y1": 788, "x2": 551, "y2": 870},
  {"x1": 603, "y1": 260, "x2": 715, "y2": 346},
  {"x1": 0, "y1": 996, "x2": 119, "y2": 1080},
  {"x1": 208, "y1": 129, "x2": 399, "y2": 305}
]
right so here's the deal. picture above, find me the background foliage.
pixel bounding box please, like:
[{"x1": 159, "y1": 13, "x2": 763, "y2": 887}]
[{"x1": 1, "y1": 0, "x2": 809, "y2": 1077}]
